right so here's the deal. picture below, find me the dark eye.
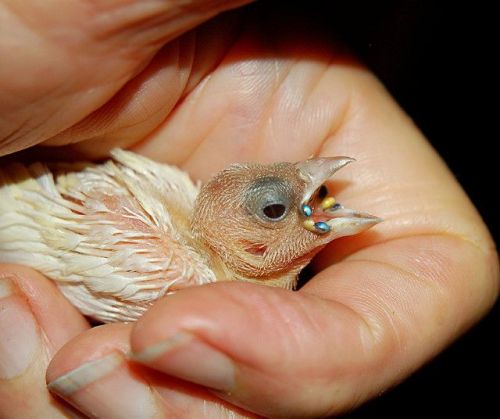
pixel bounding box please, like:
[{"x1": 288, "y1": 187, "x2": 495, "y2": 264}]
[
  {"x1": 262, "y1": 203, "x2": 286, "y2": 219},
  {"x1": 245, "y1": 176, "x2": 293, "y2": 223}
]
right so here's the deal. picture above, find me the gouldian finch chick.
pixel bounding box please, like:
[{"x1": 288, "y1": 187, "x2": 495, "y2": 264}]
[{"x1": 0, "y1": 150, "x2": 380, "y2": 322}]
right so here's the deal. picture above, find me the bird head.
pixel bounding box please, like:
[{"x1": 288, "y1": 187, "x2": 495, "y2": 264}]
[{"x1": 191, "y1": 157, "x2": 381, "y2": 287}]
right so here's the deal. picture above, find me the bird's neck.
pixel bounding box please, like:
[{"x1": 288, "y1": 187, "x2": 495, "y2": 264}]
[
  {"x1": 193, "y1": 240, "x2": 299, "y2": 289},
  {"x1": 232, "y1": 271, "x2": 299, "y2": 289}
]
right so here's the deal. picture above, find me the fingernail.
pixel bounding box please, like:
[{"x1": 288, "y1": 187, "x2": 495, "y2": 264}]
[
  {"x1": 0, "y1": 276, "x2": 40, "y2": 379},
  {"x1": 48, "y1": 352, "x2": 159, "y2": 418},
  {"x1": 0, "y1": 276, "x2": 14, "y2": 298},
  {"x1": 48, "y1": 353, "x2": 123, "y2": 397},
  {"x1": 131, "y1": 331, "x2": 236, "y2": 391}
]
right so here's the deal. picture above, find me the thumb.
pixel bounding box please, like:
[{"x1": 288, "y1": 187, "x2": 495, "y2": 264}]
[
  {"x1": 0, "y1": 264, "x2": 89, "y2": 417},
  {"x1": 0, "y1": 0, "x2": 252, "y2": 155},
  {"x1": 130, "y1": 281, "x2": 378, "y2": 418}
]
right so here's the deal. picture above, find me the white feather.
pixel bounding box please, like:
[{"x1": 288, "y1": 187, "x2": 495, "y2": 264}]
[{"x1": 0, "y1": 150, "x2": 216, "y2": 322}]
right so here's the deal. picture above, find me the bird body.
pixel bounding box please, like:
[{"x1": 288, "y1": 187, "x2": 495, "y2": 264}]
[{"x1": 0, "y1": 150, "x2": 380, "y2": 322}]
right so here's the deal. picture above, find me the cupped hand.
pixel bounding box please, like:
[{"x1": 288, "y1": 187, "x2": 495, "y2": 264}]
[{"x1": 1, "y1": 1, "x2": 498, "y2": 418}]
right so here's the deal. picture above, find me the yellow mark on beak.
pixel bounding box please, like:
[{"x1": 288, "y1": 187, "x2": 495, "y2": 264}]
[
  {"x1": 321, "y1": 197, "x2": 336, "y2": 210},
  {"x1": 303, "y1": 219, "x2": 316, "y2": 232}
]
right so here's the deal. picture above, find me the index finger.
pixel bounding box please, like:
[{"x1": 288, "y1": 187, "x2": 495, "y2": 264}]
[{"x1": 0, "y1": 0, "x2": 252, "y2": 156}]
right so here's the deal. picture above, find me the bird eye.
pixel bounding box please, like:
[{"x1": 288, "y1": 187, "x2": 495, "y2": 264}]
[
  {"x1": 262, "y1": 203, "x2": 287, "y2": 220},
  {"x1": 245, "y1": 176, "x2": 293, "y2": 223}
]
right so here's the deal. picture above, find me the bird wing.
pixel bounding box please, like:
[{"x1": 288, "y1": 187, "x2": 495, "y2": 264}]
[{"x1": 0, "y1": 150, "x2": 215, "y2": 322}]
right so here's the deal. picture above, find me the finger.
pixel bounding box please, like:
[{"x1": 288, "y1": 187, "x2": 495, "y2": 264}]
[
  {"x1": 128, "y1": 282, "x2": 388, "y2": 417},
  {"x1": 44, "y1": 9, "x2": 247, "y2": 159},
  {"x1": 46, "y1": 323, "x2": 258, "y2": 418},
  {"x1": 0, "y1": 264, "x2": 89, "y2": 418},
  {"x1": 0, "y1": 0, "x2": 252, "y2": 155},
  {"x1": 130, "y1": 244, "x2": 497, "y2": 419}
]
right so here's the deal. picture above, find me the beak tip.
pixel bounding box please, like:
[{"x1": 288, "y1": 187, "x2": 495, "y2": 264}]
[
  {"x1": 337, "y1": 156, "x2": 356, "y2": 167},
  {"x1": 323, "y1": 210, "x2": 382, "y2": 238},
  {"x1": 350, "y1": 215, "x2": 383, "y2": 231},
  {"x1": 369, "y1": 216, "x2": 384, "y2": 225},
  {"x1": 356, "y1": 214, "x2": 384, "y2": 228}
]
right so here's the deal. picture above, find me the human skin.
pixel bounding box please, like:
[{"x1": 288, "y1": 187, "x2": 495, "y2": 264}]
[{"x1": 0, "y1": 1, "x2": 498, "y2": 418}]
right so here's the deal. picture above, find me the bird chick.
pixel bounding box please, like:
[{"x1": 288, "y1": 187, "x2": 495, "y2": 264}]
[{"x1": 0, "y1": 150, "x2": 380, "y2": 322}]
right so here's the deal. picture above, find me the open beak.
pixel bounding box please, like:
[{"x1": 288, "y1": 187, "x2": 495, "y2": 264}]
[{"x1": 296, "y1": 157, "x2": 382, "y2": 239}]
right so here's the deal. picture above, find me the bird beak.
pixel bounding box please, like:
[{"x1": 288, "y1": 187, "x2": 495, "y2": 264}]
[
  {"x1": 319, "y1": 204, "x2": 382, "y2": 240},
  {"x1": 296, "y1": 156, "x2": 355, "y2": 203},
  {"x1": 296, "y1": 157, "x2": 382, "y2": 239}
]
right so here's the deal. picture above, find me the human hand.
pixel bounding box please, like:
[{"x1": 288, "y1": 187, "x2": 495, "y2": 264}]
[{"x1": 1, "y1": 1, "x2": 498, "y2": 418}]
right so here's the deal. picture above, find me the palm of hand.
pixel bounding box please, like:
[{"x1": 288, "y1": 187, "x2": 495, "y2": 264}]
[{"x1": 0, "y1": 3, "x2": 496, "y2": 418}]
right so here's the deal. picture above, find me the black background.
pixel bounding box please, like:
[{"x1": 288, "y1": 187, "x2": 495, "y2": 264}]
[{"x1": 303, "y1": 1, "x2": 498, "y2": 417}]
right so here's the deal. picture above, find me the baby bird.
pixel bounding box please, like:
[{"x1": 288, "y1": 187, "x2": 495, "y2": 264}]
[{"x1": 0, "y1": 150, "x2": 380, "y2": 322}]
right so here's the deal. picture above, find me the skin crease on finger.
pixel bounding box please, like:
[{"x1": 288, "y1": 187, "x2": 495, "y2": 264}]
[
  {"x1": 44, "y1": 323, "x2": 261, "y2": 418},
  {"x1": 0, "y1": 0, "x2": 252, "y2": 155},
  {"x1": 1, "y1": 3, "x2": 498, "y2": 419}
]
